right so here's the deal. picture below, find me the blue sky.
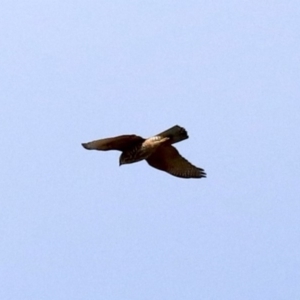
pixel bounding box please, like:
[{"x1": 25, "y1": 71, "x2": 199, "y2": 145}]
[{"x1": 1, "y1": 1, "x2": 300, "y2": 299}]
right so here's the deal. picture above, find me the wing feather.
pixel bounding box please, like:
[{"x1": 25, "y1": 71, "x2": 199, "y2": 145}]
[
  {"x1": 146, "y1": 145, "x2": 206, "y2": 178},
  {"x1": 82, "y1": 135, "x2": 144, "y2": 151}
]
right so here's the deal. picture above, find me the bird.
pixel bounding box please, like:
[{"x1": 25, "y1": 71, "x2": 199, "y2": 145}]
[{"x1": 82, "y1": 125, "x2": 206, "y2": 179}]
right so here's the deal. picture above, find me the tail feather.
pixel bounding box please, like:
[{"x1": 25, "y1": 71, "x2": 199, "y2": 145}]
[{"x1": 156, "y1": 125, "x2": 188, "y2": 144}]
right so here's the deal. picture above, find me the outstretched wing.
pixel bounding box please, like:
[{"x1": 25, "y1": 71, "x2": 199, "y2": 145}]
[
  {"x1": 146, "y1": 145, "x2": 206, "y2": 178},
  {"x1": 155, "y1": 125, "x2": 188, "y2": 145},
  {"x1": 82, "y1": 135, "x2": 144, "y2": 151}
]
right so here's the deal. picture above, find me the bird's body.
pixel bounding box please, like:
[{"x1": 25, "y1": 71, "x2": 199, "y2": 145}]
[
  {"x1": 119, "y1": 136, "x2": 170, "y2": 165},
  {"x1": 82, "y1": 125, "x2": 206, "y2": 179}
]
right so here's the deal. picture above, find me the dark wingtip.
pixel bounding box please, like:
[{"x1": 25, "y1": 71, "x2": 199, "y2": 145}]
[
  {"x1": 198, "y1": 168, "x2": 207, "y2": 178},
  {"x1": 81, "y1": 143, "x2": 90, "y2": 150}
]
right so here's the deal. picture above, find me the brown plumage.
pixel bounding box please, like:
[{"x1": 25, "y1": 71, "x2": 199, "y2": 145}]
[{"x1": 82, "y1": 125, "x2": 206, "y2": 179}]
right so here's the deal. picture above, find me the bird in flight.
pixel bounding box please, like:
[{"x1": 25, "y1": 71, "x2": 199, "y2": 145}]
[{"x1": 82, "y1": 125, "x2": 206, "y2": 179}]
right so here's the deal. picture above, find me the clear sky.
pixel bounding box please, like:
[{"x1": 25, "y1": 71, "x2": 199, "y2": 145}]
[{"x1": 1, "y1": 1, "x2": 300, "y2": 299}]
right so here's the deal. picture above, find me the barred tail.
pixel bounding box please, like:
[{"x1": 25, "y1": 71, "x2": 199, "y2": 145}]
[{"x1": 156, "y1": 125, "x2": 188, "y2": 144}]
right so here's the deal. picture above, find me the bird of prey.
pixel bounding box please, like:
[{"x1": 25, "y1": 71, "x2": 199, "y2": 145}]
[{"x1": 82, "y1": 125, "x2": 206, "y2": 179}]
